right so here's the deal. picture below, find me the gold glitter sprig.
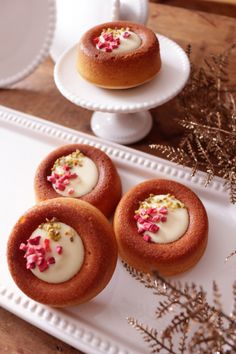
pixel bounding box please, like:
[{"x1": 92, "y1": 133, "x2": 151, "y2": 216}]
[
  {"x1": 123, "y1": 262, "x2": 236, "y2": 353},
  {"x1": 225, "y1": 249, "x2": 236, "y2": 262},
  {"x1": 150, "y1": 44, "x2": 236, "y2": 204}
]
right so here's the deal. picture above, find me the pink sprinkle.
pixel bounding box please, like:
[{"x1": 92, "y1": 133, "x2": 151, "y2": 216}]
[
  {"x1": 68, "y1": 188, "x2": 74, "y2": 195},
  {"x1": 137, "y1": 224, "x2": 145, "y2": 233},
  {"x1": 27, "y1": 254, "x2": 38, "y2": 264},
  {"x1": 138, "y1": 217, "x2": 145, "y2": 224},
  {"x1": 38, "y1": 259, "x2": 49, "y2": 272},
  {"x1": 63, "y1": 179, "x2": 70, "y2": 186},
  {"x1": 102, "y1": 41, "x2": 109, "y2": 48},
  {"x1": 111, "y1": 44, "x2": 118, "y2": 49},
  {"x1": 146, "y1": 208, "x2": 156, "y2": 215},
  {"x1": 25, "y1": 247, "x2": 35, "y2": 256},
  {"x1": 44, "y1": 238, "x2": 51, "y2": 253},
  {"x1": 93, "y1": 37, "x2": 99, "y2": 44},
  {"x1": 105, "y1": 34, "x2": 113, "y2": 41},
  {"x1": 143, "y1": 234, "x2": 151, "y2": 242},
  {"x1": 26, "y1": 262, "x2": 36, "y2": 270},
  {"x1": 159, "y1": 206, "x2": 168, "y2": 215},
  {"x1": 55, "y1": 182, "x2": 65, "y2": 191},
  {"x1": 140, "y1": 209, "x2": 147, "y2": 216},
  {"x1": 149, "y1": 224, "x2": 160, "y2": 233},
  {"x1": 37, "y1": 257, "x2": 44, "y2": 266},
  {"x1": 56, "y1": 245, "x2": 63, "y2": 255},
  {"x1": 152, "y1": 215, "x2": 160, "y2": 222},
  {"x1": 53, "y1": 172, "x2": 60, "y2": 179},
  {"x1": 58, "y1": 174, "x2": 67, "y2": 183},
  {"x1": 47, "y1": 257, "x2": 56, "y2": 265},
  {"x1": 134, "y1": 214, "x2": 140, "y2": 221},
  {"x1": 35, "y1": 246, "x2": 45, "y2": 256},
  {"x1": 98, "y1": 41, "x2": 105, "y2": 49},
  {"x1": 69, "y1": 173, "x2": 78, "y2": 179},
  {"x1": 123, "y1": 31, "x2": 130, "y2": 38},
  {"x1": 105, "y1": 47, "x2": 112, "y2": 52},
  {"x1": 161, "y1": 215, "x2": 167, "y2": 222},
  {"x1": 28, "y1": 235, "x2": 41, "y2": 246},
  {"x1": 143, "y1": 222, "x2": 153, "y2": 231},
  {"x1": 19, "y1": 243, "x2": 28, "y2": 251},
  {"x1": 47, "y1": 175, "x2": 56, "y2": 183}
]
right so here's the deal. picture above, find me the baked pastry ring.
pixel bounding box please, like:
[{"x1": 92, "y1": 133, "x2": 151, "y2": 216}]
[
  {"x1": 34, "y1": 144, "x2": 122, "y2": 218},
  {"x1": 114, "y1": 179, "x2": 208, "y2": 276},
  {"x1": 77, "y1": 21, "x2": 161, "y2": 89},
  {"x1": 7, "y1": 198, "x2": 118, "y2": 307}
]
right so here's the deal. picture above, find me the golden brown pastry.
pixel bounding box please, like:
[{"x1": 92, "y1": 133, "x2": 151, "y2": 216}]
[
  {"x1": 77, "y1": 21, "x2": 161, "y2": 89},
  {"x1": 34, "y1": 144, "x2": 122, "y2": 218},
  {"x1": 114, "y1": 179, "x2": 208, "y2": 276},
  {"x1": 7, "y1": 198, "x2": 118, "y2": 307}
]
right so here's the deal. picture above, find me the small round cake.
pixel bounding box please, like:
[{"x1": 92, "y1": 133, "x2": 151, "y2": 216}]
[
  {"x1": 114, "y1": 179, "x2": 208, "y2": 276},
  {"x1": 77, "y1": 21, "x2": 161, "y2": 89},
  {"x1": 7, "y1": 198, "x2": 118, "y2": 307},
  {"x1": 34, "y1": 144, "x2": 122, "y2": 218}
]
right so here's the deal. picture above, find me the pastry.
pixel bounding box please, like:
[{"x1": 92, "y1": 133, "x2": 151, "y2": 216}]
[
  {"x1": 114, "y1": 179, "x2": 208, "y2": 276},
  {"x1": 7, "y1": 198, "x2": 118, "y2": 307},
  {"x1": 77, "y1": 21, "x2": 161, "y2": 89},
  {"x1": 34, "y1": 144, "x2": 122, "y2": 218}
]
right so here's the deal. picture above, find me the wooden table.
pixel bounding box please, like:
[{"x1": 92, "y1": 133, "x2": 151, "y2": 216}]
[{"x1": 0, "y1": 3, "x2": 235, "y2": 353}]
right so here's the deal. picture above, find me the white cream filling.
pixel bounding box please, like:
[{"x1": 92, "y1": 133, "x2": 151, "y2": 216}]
[
  {"x1": 52, "y1": 156, "x2": 99, "y2": 197},
  {"x1": 137, "y1": 195, "x2": 189, "y2": 244},
  {"x1": 97, "y1": 30, "x2": 141, "y2": 53},
  {"x1": 30, "y1": 223, "x2": 84, "y2": 283}
]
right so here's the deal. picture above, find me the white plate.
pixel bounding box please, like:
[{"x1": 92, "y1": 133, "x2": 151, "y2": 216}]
[
  {"x1": 54, "y1": 34, "x2": 190, "y2": 113},
  {"x1": 0, "y1": 106, "x2": 235, "y2": 354},
  {"x1": 50, "y1": 0, "x2": 119, "y2": 62},
  {"x1": 0, "y1": 0, "x2": 56, "y2": 88}
]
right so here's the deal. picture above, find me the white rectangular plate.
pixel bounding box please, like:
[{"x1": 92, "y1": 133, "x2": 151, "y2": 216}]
[{"x1": 0, "y1": 105, "x2": 235, "y2": 354}]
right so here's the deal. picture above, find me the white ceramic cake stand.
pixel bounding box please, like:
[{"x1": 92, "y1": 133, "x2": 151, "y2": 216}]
[{"x1": 54, "y1": 34, "x2": 190, "y2": 144}]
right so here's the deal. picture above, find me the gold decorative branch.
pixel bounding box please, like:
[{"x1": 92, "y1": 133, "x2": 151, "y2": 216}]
[
  {"x1": 124, "y1": 262, "x2": 236, "y2": 353},
  {"x1": 150, "y1": 44, "x2": 236, "y2": 204}
]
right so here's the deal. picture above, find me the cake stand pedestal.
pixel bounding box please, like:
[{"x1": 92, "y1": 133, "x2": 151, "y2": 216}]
[
  {"x1": 91, "y1": 111, "x2": 152, "y2": 144},
  {"x1": 54, "y1": 34, "x2": 190, "y2": 144}
]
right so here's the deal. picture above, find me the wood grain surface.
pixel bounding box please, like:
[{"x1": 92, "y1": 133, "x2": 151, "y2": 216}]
[
  {"x1": 0, "y1": 3, "x2": 236, "y2": 354},
  {"x1": 151, "y1": 0, "x2": 236, "y2": 18}
]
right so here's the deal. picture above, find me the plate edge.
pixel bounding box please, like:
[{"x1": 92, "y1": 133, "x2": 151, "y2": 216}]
[{"x1": 0, "y1": 104, "x2": 230, "y2": 354}]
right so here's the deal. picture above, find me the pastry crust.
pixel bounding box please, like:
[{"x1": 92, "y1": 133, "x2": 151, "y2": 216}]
[
  {"x1": 34, "y1": 144, "x2": 122, "y2": 218},
  {"x1": 7, "y1": 198, "x2": 118, "y2": 307},
  {"x1": 114, "y1": 179, "x2": 208, "y2": 276},
  {"x1": 77, "y1": 21, "x2": 161, "y2": 89}
]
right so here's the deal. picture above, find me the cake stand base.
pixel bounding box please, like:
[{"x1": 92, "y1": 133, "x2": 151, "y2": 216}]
[{"x1": 91, "y1": 111, "x2": 152, "y2": 144}]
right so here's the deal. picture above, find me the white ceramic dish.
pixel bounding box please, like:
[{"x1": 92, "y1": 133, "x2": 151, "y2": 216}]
[
  {"x1": 0, "y1": 105, "x2": 235, "y2": 354},
  {"x1": 50, "y1": 0, "x2": 119, "y2": 62},
  {"x1": 54, "y1": 34, "x2": 190, "y2": 113},
  {"x1": 0, "y1": 0, "x2": 56, "y2": 88},
  {"x1": 54, "y1": 34, "x2": 190, "y2": 144}
]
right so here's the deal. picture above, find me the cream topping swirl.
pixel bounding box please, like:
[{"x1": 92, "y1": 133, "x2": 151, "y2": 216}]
[
  {"x1": 20, "y1": 221, "x2": 85, "y2": 284},
  {"x1": 48, "y1": 150, "x2": 99, "y2": 198},
  {"x1": 94, "y1": 28, "x2": 141, "y2": 54},
  {"x1": 135, "y1": 194, "x2": 189, "y2": 244}
]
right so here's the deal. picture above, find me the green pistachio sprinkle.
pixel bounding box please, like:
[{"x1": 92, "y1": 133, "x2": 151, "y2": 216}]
[
  {"x1": 52, "y1": 150, "x2": 85, "y2": 171},
  {"x1": 137, "y1": 194, "x2": 186, "y2": 213}
]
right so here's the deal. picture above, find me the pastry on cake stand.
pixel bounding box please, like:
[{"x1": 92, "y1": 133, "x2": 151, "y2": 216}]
[{"x1": 54, "y1": 34, "x2": 190, "y2": 144}]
